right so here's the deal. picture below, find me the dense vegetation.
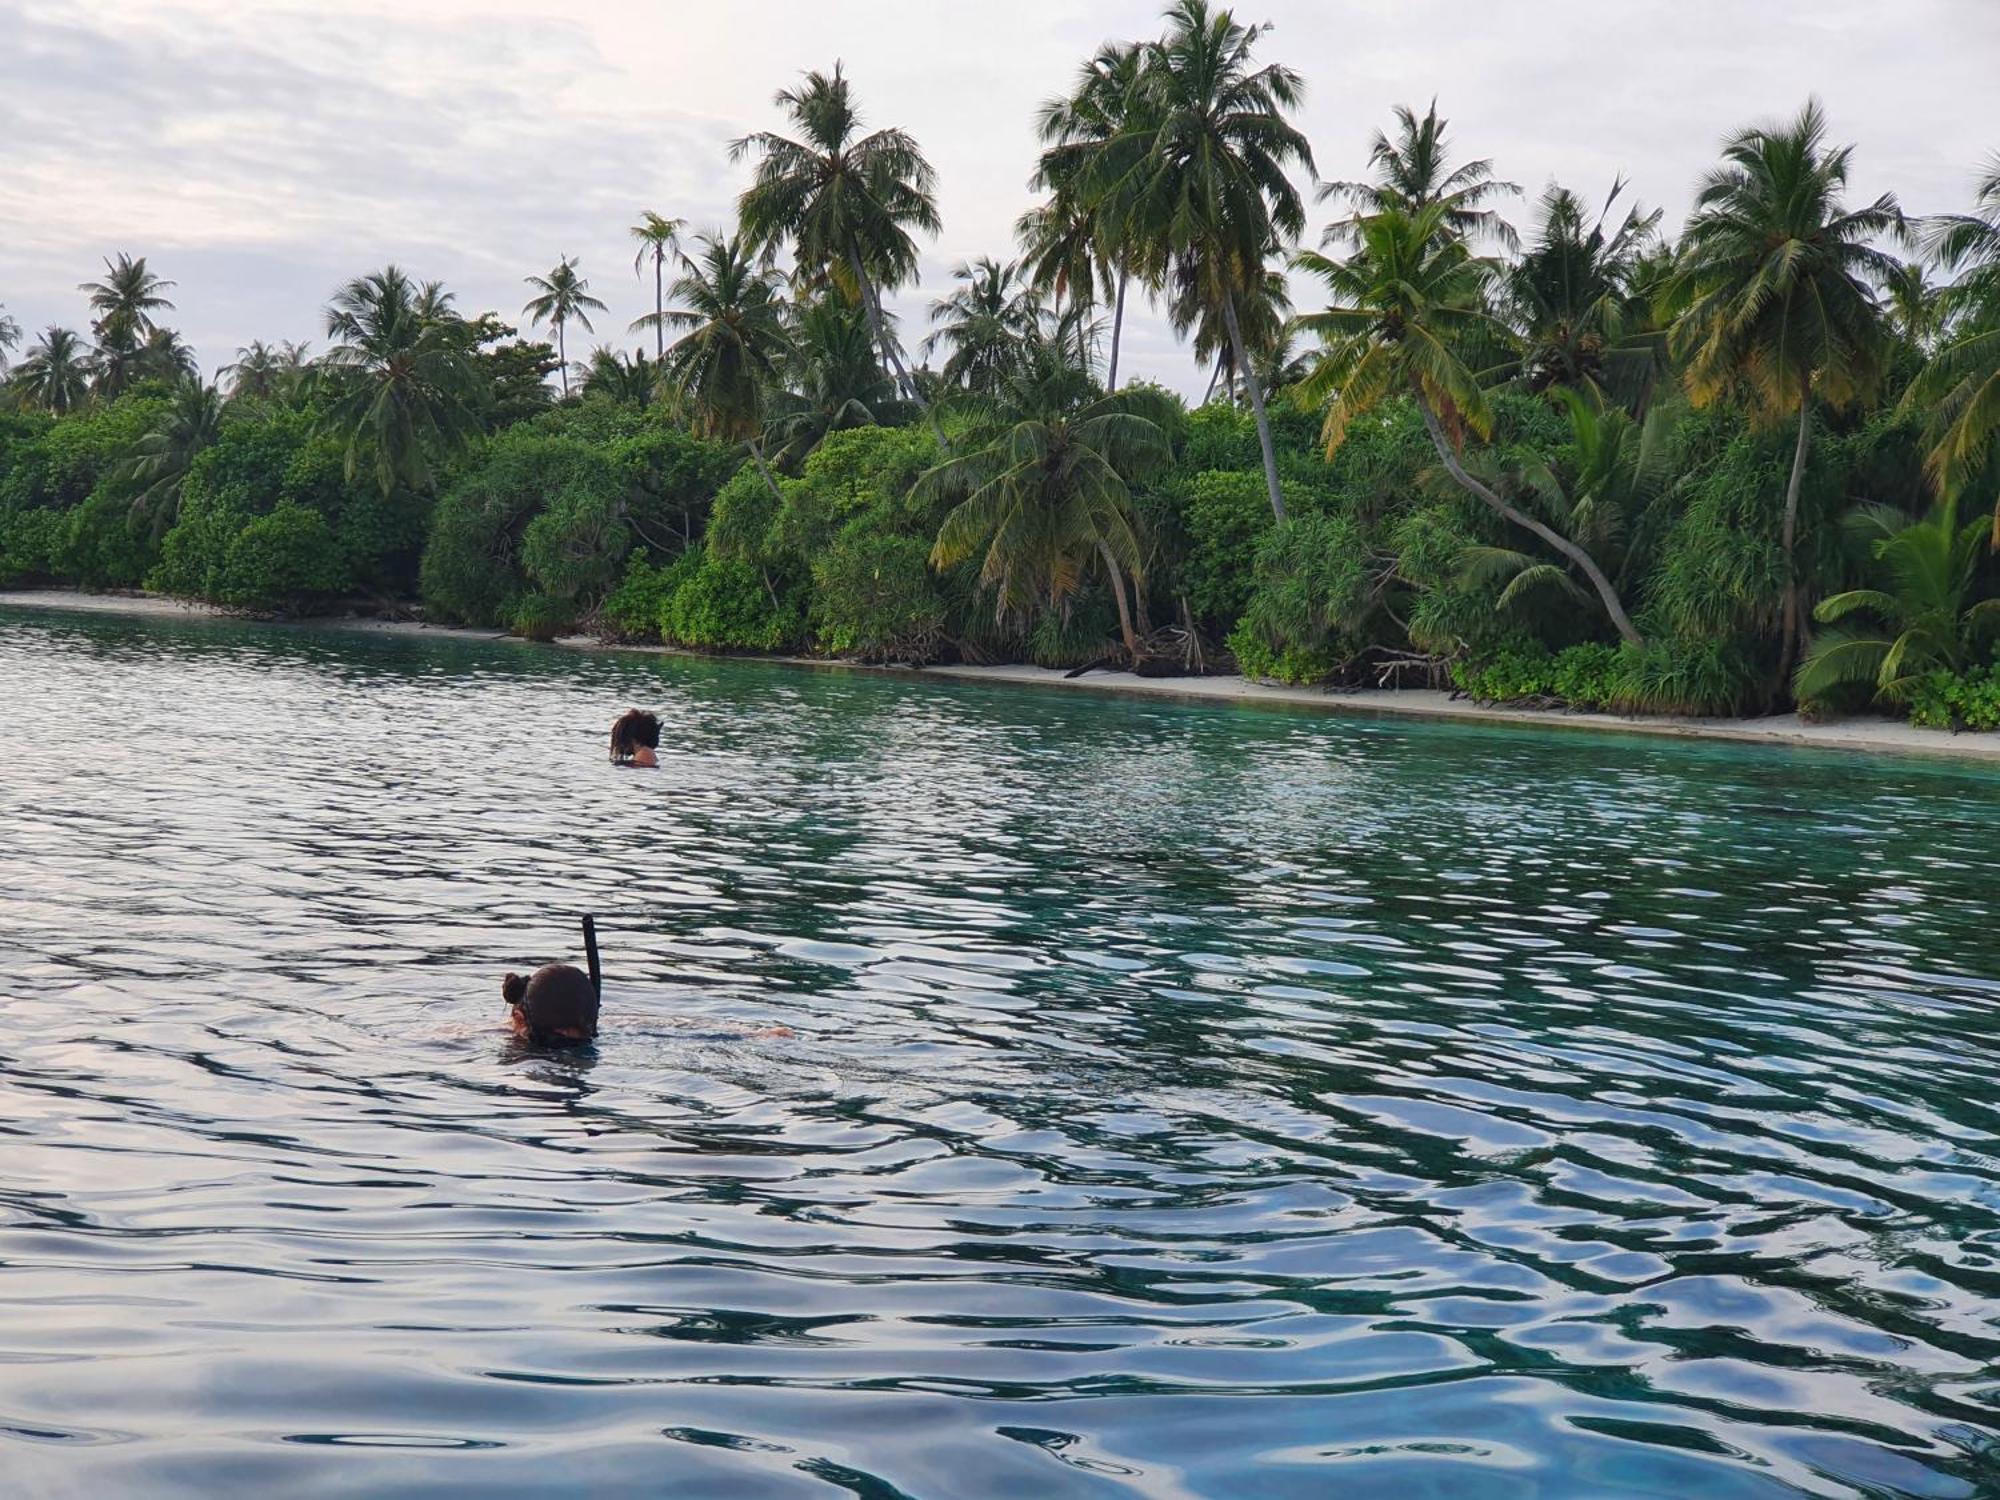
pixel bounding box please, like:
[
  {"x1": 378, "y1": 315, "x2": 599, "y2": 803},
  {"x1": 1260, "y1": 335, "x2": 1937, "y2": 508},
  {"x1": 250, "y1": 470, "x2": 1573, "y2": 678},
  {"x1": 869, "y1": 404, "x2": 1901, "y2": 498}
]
[{"x1": 4, "y1": 0, "x2": 1998, "y2": 726}]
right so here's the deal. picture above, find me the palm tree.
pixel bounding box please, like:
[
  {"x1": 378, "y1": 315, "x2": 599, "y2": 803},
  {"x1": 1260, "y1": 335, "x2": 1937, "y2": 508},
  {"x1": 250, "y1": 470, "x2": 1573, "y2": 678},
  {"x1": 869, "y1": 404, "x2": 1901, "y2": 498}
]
[
  {"x1": 1462, "y1": 388, "x2": 1673, "y2": 622},
  {"x1": 1029, "y1": 41, "x2": 1151, "y2": 390},
  {"x1": 316, "y1": 266, "x2": 483, "y2": 496},
  {"x1": 136, "y1": 327, "x2": 198, "y2": 384},
  {"x1": 629, "y1": 212, "x2": 687, "y2": 360},
  {"x1": 0, "y1": 307, "x2": 19, "y2": 372},
  {"x1": 1794, "y1": 496, "x2": 1999, "y2": 707},
  {"x1": 10, "y1": 326, "x2": 94, "y2": 413},
  {"x1": 1670, "y1": 100, "x2": 1902, "y2": 683},
  {"x1": 658, "y1": 233, "x2": 793, "y2": 501},
  {"x1": 125, "y1": 377, "x2": 227, "y2": 541},
  {"x1": 917, "y1": 348, "x2": 1173, "y2": 657},
  {"x1": 521, "y1": 256, "x2": 606, "y2": 398},
  {"x1": 1294, "y1": 202, "x2": 1645, "y2": 646},
  {"x1": 224, "y1": 340, "x2": 311, "y2": 401},
  {"x1": 80, "y1": 253, "x2": 176, "y2": 345},
  {"x1": 769, "y1": 294, "x2": 897, "y2": 467},
  {"x1": 1506, "y1": 181, "x2": 1665, "y2": 404},
  {"x1": 923, "y1": 258, "x2": 1041, "y2": 395},
  {"x1": 580, "y1": 346, "x2": 662, "y2": 406},
  {"x1": 1906, "y1": 156, "x2": 2000, "y2": 540},
  {"x1": 1173, "y1": 258, "x2": 1290, "y2": 404},
  {"x1": 1320, "y1": 101, "x2": 1519, "y2": 250},
  {"x1": 1092, "y1": 0, "x2": 1313, "y2": 522},
  {"x1": 732, "y1": 64, "x2": 940, "y2": 406}
]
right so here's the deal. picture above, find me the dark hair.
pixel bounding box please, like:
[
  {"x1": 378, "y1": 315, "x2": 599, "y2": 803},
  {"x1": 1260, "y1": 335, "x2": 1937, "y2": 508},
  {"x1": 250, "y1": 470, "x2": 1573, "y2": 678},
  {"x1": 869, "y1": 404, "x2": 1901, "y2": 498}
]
[
  {"x1": 502, "y1": 963, "x2": 599, "y2": 1046},
  {"x1": 610, "y1": 708, "x2": 661, "y2": 762}
]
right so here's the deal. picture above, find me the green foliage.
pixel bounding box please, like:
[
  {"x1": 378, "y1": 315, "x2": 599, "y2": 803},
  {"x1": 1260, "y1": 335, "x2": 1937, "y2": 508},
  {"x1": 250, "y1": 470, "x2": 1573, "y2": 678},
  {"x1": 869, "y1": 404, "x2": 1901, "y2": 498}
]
[
  {"x1": 220, "y1": 504, "x2": 344, "y2": 612},
  {"x1": 510, "y1": 591, "x2": 577, "y2": 642},
  {"x1": 1906, "y1": 665, "x2": 2000, "y2": 732},
  {"x1": 658, "y1": 551, "x2": 803, "y2": 651},
  {"x1": 420, "y1": 429, "x2": 627, "y2": 626},
  {"x1": 810, "y1": 530, "x2": 944, "y2": 661},
  {"x1": 61, "y1": 481, "x2": 155, "y2": 589},
  {"x1": 0, "y1": 507, "x2": 68, "y2": 584},
  {"x1": 1451, "y1": 637, "x2": 1758, "y2": 716},
  {"x1": 601, "y1": 555, "x2": 678, "y2": 642},
  {"x1": 1026, "y1": 592, "x2": 1116, "y2": 667},
  {"x1": 1224, "y1": 624, "x2": 1342, "y2": 685},
  {"x1": 1234, "y1": 513, "x2": 1370, "y2": 668}
]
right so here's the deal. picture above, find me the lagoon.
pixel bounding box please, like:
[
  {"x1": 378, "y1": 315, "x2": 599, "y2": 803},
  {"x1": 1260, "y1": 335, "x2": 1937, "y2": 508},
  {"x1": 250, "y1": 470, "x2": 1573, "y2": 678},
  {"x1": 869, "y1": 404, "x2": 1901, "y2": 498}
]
[{"x1": 2, "y1": 602, "x2": 1998, "y2": 1497}]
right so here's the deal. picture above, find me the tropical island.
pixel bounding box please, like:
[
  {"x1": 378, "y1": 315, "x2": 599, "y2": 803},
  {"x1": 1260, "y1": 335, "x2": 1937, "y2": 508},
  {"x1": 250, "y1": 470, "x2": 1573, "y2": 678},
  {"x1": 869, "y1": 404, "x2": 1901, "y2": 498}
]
[{"x1": 2, "y1": 0, "x2": 1997, "y2": 734}]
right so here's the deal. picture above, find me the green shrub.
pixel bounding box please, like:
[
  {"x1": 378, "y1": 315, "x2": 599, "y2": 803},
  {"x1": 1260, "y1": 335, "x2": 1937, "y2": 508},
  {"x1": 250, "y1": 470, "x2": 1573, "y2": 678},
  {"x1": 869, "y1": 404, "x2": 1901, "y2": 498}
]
[
  {"x1": 1907, "y1": 666, "x2": 2000, "y2": 732},
  {"x1": 1548, "y1": 642, "x2": 1622, "y2": 710},
  {"x1": 1225, "y1": 623, "x2": 1342, "y2": 685},
  {"x1": 220, "y1": 504, "x2": 344, "y2": 612},
  {"x1": 0, "y1": 508, "x2": 67, "y2": 584},
  {"x1": 1452, "y1": 643, "x2": 1560, "y2": 703},
  {"x1": 1234, "y1": 512, "x2": 1369, "y2": 669},
  {"x1": 1611, "y1": 636, "x2": 1763, "y2": 717},
  {"x1": 601, "y1": 555, "x2": 676, "y2": 642},
  {"x1": 1027, "y1": 593, "x2": 1116, "y2": 668},
  {"x1": 659, "y1": 550, "x2": 802, "y2": 651},
  {"x1": 60, "y1": 483, "x2": 156, "y2": 590},
  {"x1": 810, "y1": 530, "x2": 944, "y2": 661},
  {"x1": 511, "y1": 591, "x2": 576, "y2": 641}
]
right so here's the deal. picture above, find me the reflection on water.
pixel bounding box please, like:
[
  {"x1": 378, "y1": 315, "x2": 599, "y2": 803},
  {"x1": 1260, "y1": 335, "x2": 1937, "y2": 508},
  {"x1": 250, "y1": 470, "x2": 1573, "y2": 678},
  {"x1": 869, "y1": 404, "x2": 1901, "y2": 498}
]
[{"x1": 2, "y1": 603, "x2": 1999, "y2": 1498}]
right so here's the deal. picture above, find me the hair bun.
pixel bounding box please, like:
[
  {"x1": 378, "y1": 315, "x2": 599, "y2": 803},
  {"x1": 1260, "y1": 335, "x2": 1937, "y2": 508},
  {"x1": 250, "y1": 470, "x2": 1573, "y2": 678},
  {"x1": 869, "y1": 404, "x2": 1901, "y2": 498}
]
[{"x1": 502, "y1": 972, "x2": 528, "y2": 1005}]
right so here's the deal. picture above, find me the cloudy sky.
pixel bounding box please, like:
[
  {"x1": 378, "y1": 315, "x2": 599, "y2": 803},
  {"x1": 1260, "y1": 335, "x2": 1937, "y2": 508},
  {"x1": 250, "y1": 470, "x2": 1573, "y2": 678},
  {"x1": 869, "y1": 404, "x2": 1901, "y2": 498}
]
[{"x1": 2, "y1": 0, "x2": 1995, "y2": 395}]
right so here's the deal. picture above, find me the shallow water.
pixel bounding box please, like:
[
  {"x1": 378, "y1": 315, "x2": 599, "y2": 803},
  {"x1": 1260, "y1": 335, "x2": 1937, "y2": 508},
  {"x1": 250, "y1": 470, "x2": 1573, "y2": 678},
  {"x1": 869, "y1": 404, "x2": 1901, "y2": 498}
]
[{"x1": 3, "y1": 603, "x2": 1999, "y2": 1499}]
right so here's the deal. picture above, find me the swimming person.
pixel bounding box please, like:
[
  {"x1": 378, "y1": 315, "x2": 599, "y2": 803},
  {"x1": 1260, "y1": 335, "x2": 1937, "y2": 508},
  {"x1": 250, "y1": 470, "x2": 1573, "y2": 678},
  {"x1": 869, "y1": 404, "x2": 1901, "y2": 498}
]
[
  {"x1": 502, "y1": 964, "x2": 600, "y2": 1046},
  {"x1": 610, "y1": 708, "x2": 660, "y2": 767}
]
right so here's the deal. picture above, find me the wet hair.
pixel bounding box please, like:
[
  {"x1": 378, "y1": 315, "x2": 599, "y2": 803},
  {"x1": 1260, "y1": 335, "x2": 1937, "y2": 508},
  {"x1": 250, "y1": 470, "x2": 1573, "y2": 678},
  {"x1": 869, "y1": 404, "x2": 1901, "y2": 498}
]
[
  {"x1": 610, "y1": 708, "x2": 661, "y2": 762},
  {"x1": 502, "y1": 963, "x2": 600, "y2": 1046}
]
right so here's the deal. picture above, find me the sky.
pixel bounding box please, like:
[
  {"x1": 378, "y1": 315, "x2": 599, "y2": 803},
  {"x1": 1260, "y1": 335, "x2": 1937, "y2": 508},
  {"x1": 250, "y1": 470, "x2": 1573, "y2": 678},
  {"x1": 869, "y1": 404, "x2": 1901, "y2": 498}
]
[{"x1": 2, "y1": 0, "x2": 1996, "y2": 397}]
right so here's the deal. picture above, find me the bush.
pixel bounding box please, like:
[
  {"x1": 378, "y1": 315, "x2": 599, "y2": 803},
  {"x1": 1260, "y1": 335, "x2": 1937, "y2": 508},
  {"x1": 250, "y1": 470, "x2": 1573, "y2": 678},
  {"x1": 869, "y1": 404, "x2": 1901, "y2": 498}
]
[
  {"x1": 658, "y1": 551, "x2": 803, "y2": 651},
  {"x1": 511, "y1": 591, "x2": 576, "y2": 641},
  {"x1": 1234, "y1": 512, "x2": 1369, "y2": 668},
  {"x1": 1548, "y1": 642, "x2": 1622, "y2": 711},
  {"x1": 1907, "y1": 665, "x2": 2000, "y2": 732},
  {"x1": 810, "y1": 530, "x2": 944, "y2": 661},
  {"x1": 220, "y1": 504, "x2": 345, "y2": 612},
  {"x1": 1225, "y1": 623, "x2": 1342, "y2": 685},
  {"x1": 0, "y1": 508, "x2": 67, "y2": 584},
  {"x1": 60, "y1": 483, "x2": 156, "y2": 590},
  {"x1": 1027, "y1": 593, "x2": 1116, "y2": 668},
  {"x1": 601, "y1": 555, "x2": 677, "y2": 642}
]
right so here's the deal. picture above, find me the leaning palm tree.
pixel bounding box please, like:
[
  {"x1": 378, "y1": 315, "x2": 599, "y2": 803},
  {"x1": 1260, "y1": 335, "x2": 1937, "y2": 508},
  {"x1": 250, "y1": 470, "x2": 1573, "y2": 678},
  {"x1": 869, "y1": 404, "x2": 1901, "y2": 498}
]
[
  {"x1": 629, "y1": 212, "x2": 687, "y2": 360},
  {"x1": 0, "y1": 306, "x2": 19, "y2": 372},
  {"x1": 917, "y1": 348, "x2": 1172, "y2": 658},
  {"x1": 1670, "y1": 99, "x2": 1902, "y2": 682},
  {"x1": 658, "y1": 233, "x2": 793, "y2": 501},
  {"x1": 125, "y1": 377, "x2": 228, "y2": 541},
  {"x1": 731, "y1": 64, "x2": 940, "y2": 406},
  {"x1": 1091, "y1": 0, "x2": 1313, "y2": 522},
  {"x1": 1320, "y1": 101, "x2": 1519, "y2": 250},
  {"x1": 1794, "y1": 496, "x2": 1999, "y2": 708},
  {"x1": 1295, "y1": 201, "x2": 1645, "y2": 646},
  {"x1": 1906, "y1": 156, "x2": 2000, "y2": 541},
  {"x1": 521, "y1": 256, "x2": 606, "y2": 398},
  {"x1": 9, "y1": 326, "x2": 94, "y2": 413},
  {"x1": 80, "y1": 253, "x2": 176, "y2": 345},
  {"x1": 923, "y1": 258, "x2": 1042, "y2": 395},
  {"x1": 316, "y1": 266, "x2": 483, "y2": 496}
]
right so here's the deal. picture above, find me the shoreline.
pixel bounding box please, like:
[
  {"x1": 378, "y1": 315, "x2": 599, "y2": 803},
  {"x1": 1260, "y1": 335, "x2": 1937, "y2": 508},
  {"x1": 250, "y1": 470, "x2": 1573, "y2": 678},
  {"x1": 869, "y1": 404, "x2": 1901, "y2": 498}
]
[{"x1": 7, "y1": 587, "x2": 1999, "y2": 766}]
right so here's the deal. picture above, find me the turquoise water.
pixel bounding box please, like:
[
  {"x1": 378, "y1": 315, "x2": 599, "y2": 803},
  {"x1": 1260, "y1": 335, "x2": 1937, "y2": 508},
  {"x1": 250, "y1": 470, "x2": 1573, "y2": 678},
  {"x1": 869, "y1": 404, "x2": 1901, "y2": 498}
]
[{"x1": 2, "y1": 602, "x2": 1999, "y2": 1499}]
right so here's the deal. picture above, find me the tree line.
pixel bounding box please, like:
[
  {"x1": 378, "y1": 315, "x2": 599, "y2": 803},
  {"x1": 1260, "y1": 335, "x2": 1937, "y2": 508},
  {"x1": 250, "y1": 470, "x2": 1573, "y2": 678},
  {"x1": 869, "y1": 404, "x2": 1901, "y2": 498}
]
[{"x1": 2, "y1": 0, "x2": 1997, "y2": 727}]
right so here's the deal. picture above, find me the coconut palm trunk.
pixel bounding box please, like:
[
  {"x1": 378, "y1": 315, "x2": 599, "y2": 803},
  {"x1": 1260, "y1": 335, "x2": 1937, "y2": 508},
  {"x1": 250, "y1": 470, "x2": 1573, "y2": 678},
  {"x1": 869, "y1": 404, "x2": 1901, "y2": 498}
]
[
  {"x1": 1097, "y1": 540, "x2": 1141, "y2": 658},
  {"x1": 556, "y1": 319, "x2": 569, "y2": 397},
  {"x1": 653, "y1": 254, "x2": 665, "y2": 360},
  {"x1": 749, "y1": 439, "x2": 786, "y2": 505},
  {"x1": 1414, "y1": 391, "x2": 1644, "y2": 647},
  {"x1": 846, "y1": 243, "x2": 923, "y2": 408},
  {"x1": 1777, "y1": 380, "x2": 1812, "y2": 685},
  {"x1": 1107, "y1": 269, "x2": 1128, "y2": 392},
  {"x1": 1223, "y1": 291, "x2": 1287, "y2": 524}
]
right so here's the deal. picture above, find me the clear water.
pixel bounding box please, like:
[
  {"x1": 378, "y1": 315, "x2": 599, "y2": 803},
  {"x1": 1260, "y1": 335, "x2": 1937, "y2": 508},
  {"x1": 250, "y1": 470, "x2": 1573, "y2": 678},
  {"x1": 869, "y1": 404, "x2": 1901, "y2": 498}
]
[{"x1": 3, "y1": 602, "x2": 1999, "y2": 1500}]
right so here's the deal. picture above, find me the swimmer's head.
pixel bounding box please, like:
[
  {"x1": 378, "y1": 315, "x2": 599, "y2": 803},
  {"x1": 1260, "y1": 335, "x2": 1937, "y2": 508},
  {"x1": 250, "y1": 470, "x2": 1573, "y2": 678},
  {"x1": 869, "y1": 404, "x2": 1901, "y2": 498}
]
[
  {"x1": 502, "y1": 963, "x2": 599, "y2": 1046},
  {"x1": 610, "y1": 709, "x2": 660, "y2": 762}
]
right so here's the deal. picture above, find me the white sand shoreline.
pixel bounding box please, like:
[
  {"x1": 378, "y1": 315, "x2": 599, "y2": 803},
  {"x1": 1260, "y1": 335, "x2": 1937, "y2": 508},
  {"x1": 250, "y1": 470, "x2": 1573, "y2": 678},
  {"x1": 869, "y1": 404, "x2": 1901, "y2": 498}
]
[{"x1": 7, "y1": 588, "x2": 1998, "y2": 766}]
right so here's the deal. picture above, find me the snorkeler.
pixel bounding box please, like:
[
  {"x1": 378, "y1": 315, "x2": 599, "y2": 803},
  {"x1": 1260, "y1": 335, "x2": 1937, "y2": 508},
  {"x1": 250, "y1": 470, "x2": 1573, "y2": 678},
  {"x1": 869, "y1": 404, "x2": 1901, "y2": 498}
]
[
  {"x1": 610, "y1": 708, "x2": 660, "y2": 767},
  {"x1": 502, "y1": 964, "x2": 600, "y2": 1046}
]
